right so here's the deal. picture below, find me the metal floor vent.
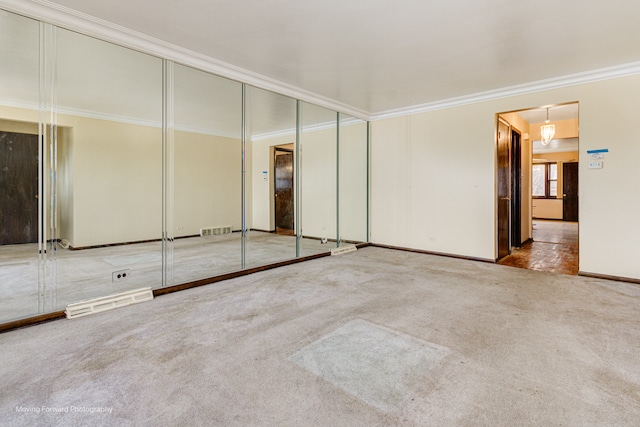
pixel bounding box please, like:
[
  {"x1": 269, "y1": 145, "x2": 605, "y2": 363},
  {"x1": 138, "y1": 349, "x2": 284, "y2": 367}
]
[
  {"x1": 65, "y1": 287, "x2": 153, "y2": 319},
  {"x1": 331, "y1": 245, "x2": 357, "y2": 256},
  {"x1": 200, "y1": 226, "x2": 232, "y2": 237}
]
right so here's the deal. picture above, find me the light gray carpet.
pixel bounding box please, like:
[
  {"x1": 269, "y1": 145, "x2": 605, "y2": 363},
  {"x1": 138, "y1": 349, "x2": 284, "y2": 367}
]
[
  {"x1": 1, "y1": 247, "x2": 639, "y2": 426},
  {"x1": 0, "y1": 232, "x2": 335, "y2": 323},
  {"x1": 290, "y1": 318, "x2": 449, "y2": 412}
]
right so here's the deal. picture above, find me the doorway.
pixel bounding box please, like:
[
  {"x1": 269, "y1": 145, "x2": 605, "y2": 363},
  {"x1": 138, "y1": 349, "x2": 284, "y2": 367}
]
[
  {"x1": 496, "y1": 119, "x2": 511, "y2": 260},
  {"x1": 274, "y1": 146, "x2": 294, "y2": 236},
  {"x1": 496, "y1": 120, "x2": 524, "y2": 259},
  {"x1": 497, "y1": 103, "x2": 580, "y2": 274},
  {"x1": 0, "y1": 131, "x2": 39, "y2": 245}
]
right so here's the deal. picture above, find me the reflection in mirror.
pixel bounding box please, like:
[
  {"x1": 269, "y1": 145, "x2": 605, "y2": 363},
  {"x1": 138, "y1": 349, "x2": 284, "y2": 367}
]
[
  {"x1": 53, "y1": 28, "x2": 163, "y2": 306},
  {"x1": 0, "y1": 10, "x2": 41, "y2": 322},
  {"x1": 339, "y1": 114, "x2": 368, "y2": 244},
  {"x1": 300, "y1": 102, "x2": 338, "y2": 254},
  {"x1": 171, "y1": 64, "x2": 242, "y2": 283},
  {"x1": 245, "y1": 86, "x2": 298, "y2": 267},
  {"x1": 0, "y1": 7, "x2": 371, "y2": 327}
]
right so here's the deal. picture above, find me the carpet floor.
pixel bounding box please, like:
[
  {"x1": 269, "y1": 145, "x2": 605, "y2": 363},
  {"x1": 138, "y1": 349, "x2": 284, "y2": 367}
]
[{"x1": 1, "y1": 247, "x2": 639, "y2": 426}]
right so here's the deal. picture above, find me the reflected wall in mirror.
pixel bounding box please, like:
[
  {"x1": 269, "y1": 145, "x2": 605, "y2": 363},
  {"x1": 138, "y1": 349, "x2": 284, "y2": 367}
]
[
  {"x1": 0, "y1": 6, "x2": 370, "y2": 327},
  {"x1": 53, "y1": 28, "x2": 163, "y2": 305},
  {"x1": 245, "y1": 86, "x2": 298, "y2": 267},
  {"x1": 0, "y1": 10, "x2": 41, "y2": 322},
  {"x1": 170, "y1": 64, "x2": 242, "y2": 283},
  {"x1": 339, "y1": 114, "x2": 368, "y2": 244},
  {"x1": 300, "y1": 102, "x2": 338, "y2": 254}
]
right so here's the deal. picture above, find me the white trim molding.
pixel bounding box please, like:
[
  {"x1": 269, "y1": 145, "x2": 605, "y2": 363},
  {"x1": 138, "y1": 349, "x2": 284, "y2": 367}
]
[
  {"x1": 0, "y1": 0, "x2": 371, "y2": 121},
  {"x1": 3, "y1": 1, "x2": 640, "y2": 122},
  {"x1": 372, "y1": 61, "x2": 640, "y2": 120}
]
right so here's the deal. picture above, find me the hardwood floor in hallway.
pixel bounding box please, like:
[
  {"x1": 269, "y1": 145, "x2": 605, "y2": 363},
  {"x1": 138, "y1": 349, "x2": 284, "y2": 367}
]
[{"x1": 499, "y1": 220, "x2": 579, "y2": 275}]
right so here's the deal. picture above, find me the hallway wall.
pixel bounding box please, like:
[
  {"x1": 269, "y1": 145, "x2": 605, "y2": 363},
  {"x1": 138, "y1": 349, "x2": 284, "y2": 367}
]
[{"x1": 371, "y1": 73, "x2": 640, "y2": 281}]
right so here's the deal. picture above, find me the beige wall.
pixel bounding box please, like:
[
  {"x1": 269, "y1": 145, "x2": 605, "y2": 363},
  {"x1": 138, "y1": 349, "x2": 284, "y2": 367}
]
[
  {"x1": 57, "y1": 113, "x2": 162, "y2": 248},
  {"x1": 2, "y1": 102, "x2": 363, "y2": 249},
  {"x1": 68, "y1": 119, "x2": 244, "y2": 247},
  {"x1": 57, "y1": 126, "x2": 74, "y2": 244},
  {"x1": 0, "y1": 105, "x2": 244, "y2": 248},
  {"x1": 0, "y1": 117, "x2": 38, "y2": 134},
  {"x1": 530, "y1": 118, "x2": 579, "y2": 140},
  {"x1": 532, "y1": 199, "x2": 563, "y2": 219},
  {"x1": 173, "y1": 130, "x2": 241, "y2": 236},
  {"x1": 371, "y1": 73, "x2": 640, "y2": 280},
  {"x1": 372, "y1": 109, "x2": 494, "y2": 258},
  {"x1": 339, "y1": 121, "x2": 368, "y2": 242},
  {"x1": 301, "y1": 127, "x2": 337, "y2": 239}
]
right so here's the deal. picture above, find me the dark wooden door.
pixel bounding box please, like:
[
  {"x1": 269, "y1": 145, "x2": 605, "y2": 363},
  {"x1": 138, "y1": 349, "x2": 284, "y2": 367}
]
[
  {"x1": 274, "y1": 150, "x2": 294, "y2": 233},
  {"x1": 497, "y1": 119, "x2": 511, "y2": 259},
  {"x1": 563, "y1": 162, "x2": 579, "y2": 221},
  {"x1": 0, "y1": 131, "x2": 39, "y2": 245},
  {"x1": 510, "y1": 130, "x2": 522, "y2": 247}
]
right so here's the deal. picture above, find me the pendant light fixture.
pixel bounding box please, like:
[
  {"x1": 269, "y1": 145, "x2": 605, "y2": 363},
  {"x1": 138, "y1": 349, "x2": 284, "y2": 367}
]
[{"x1": 540, "y1": 107, "x2": 555, "y2": 145}]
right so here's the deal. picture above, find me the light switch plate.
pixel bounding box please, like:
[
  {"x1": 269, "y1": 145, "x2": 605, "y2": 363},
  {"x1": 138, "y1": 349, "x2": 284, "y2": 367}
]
[{"x1": 588, "y1": 161, "x2": 603, "y2": 169}]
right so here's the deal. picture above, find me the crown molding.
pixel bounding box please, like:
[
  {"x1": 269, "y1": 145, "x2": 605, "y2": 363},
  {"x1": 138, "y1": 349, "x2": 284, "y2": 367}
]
[
  {"x1": 372, "y1": 61, "x2": 640, "y2": 120},
  {"x1": 3, "y1": 1, "x2": 640, "y2": 123},
  {"x1": 251, "y1": 121, "x2": 330, "y2": 142},
  {"x1": 0, "y1": 99, "x2": 362, "y2": 141},
  {"x1": 0, "y1": 0, "x2": 371, "y2": 121},
  {"x1": 0, "y1": 99, "x2": 245, "y2": 138}
]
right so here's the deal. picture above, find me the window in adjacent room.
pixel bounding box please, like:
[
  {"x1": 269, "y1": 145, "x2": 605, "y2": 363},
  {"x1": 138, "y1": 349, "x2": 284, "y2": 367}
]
[{"x1": 532, "y1": 163, "x2": 558, "y2": 198}]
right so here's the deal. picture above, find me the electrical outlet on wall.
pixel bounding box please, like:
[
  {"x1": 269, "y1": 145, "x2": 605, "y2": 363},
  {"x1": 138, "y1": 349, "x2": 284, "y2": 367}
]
[{"x1": 112, "y1": 269, "x2": 131, "y2": 283}]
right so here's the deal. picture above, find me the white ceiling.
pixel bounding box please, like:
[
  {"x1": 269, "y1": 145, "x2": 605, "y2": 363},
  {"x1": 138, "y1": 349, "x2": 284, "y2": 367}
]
[
  {"x1": 2, "y1": 0, "x2": 640, "y2": 122},
  {"x1": 19, "y1": 0, "x2": 640, "y2": 117},
  {"x1": 0, "y1": 10, "x2": 336, "y2": 137}
]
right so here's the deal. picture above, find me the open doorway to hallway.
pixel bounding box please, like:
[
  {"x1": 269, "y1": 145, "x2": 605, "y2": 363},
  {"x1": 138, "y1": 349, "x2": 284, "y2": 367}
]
[{"x1": 496, "y1": 102, "x2": 579, "y2": 275}]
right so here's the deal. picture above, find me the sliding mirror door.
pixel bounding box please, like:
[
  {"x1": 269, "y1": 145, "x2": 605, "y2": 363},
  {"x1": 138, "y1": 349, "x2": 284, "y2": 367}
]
[
  {"x1": 53, "y1": 28, "x2": 163, "y2": 305},
  {"x1": 0, "y1": 10, "x2": 41, "y2": 322},
  {"x1": 338, "y1": 114, "x2": 368, "y2": 244},
  {"x1": 300, "y1": 102, "x2": 338, "y2": 255},
  {"x1": 245, "y1": 86, "x2": 297, "y2": 267},
  {"x1": 170, "y1": 64, "x2": 242, "y2": 284},
  {"x1": 0, "y1": 6, "x2": 370, "y2": 326}
]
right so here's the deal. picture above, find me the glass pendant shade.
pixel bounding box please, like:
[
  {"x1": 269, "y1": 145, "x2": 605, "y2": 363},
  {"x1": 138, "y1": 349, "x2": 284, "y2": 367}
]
[{"x1": 540, "y1": 123, "x2": 555, "y2": 145}]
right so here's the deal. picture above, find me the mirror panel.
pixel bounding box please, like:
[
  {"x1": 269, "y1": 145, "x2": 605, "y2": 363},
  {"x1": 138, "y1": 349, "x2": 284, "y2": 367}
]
[
  {"x1": 245, "y1": 86, "x2": 297, "y2": 267},
  {"x1": 339, "y1": 114, "x2": 368, "y2": 244},
  {"x1": 0, "y1": 6, "x2": 370, "y2": 326},
  {"x1": 171, "y1": 64, "x2": 242, "y2": 283},
  {"x1": 300, "y1": 102, "x2": 338, "y2": 255},
  {"x1": 53, "y1": 28, "x2": 163, "y2": 306},
  {"x1": 0, "y1": 10, "x2": 41, "y2": 322}
]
